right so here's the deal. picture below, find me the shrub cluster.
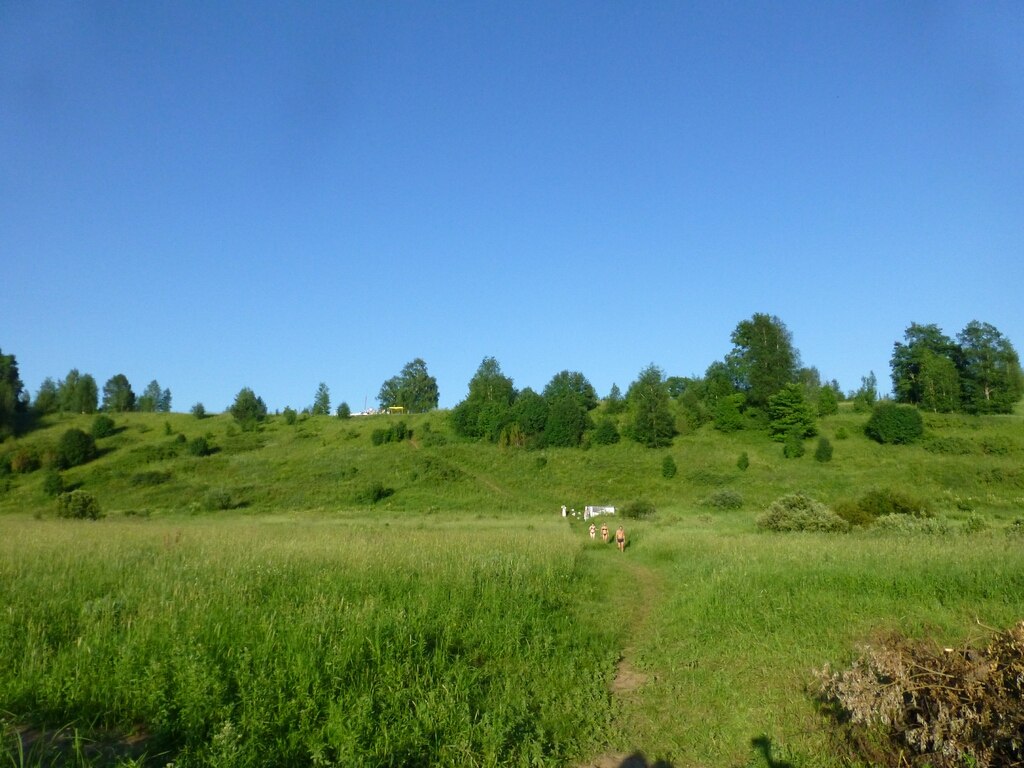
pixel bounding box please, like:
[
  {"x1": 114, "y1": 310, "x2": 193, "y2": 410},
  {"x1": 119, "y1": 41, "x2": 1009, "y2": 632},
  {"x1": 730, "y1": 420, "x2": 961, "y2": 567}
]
[
  {"x1": 56, "y1": 428, "x2": 98, "y2": 468},
  {"x1": 91, "y1": 414, "x2": 116, "y2": 439},
  {"x1": 56, "y1": 489, "x2": 100, "y2": 519},
  {"x1": 356, "y1": 481, "x2": 395, "y2": 504},
  {"x1": 864, "y1": 402, "x2": 924, "y2": 444},
  {"x1": 701, "y1": 489, "x2": 743, "y2": 510},
  {"x1": 834, "y1": 487, "x2": 934, "y2": 528},
  {"x1": 816, "y1": 621, "x2": 1024, "y2": 767},
  {"x1": 757, "y1": 493, "x2": 849, "y2": 532},
  {"x1": 922, "y1": 436, "x2": 975, "y2": 455},
  {"x1": 870, "y1": 515, "x2": 950, "y2": 535},
  {"x1": 620, "y1": 500, "x2": 656, "y2": 520},
  {"x1": 188, "y1": 436, "x2": 212, "y2": 457},
  {"x1": 371, "y1": 421, "x2": 411, "y2": 446},
  {"x1": 661, "y1": 455, "x2": 677, "y2": 479}
]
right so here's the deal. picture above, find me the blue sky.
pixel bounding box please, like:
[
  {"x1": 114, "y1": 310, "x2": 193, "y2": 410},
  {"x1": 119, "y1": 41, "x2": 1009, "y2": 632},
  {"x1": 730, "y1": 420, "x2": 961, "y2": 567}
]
[{"x1": 3, "y1": 2, "x2": 1022, "y2": 412}]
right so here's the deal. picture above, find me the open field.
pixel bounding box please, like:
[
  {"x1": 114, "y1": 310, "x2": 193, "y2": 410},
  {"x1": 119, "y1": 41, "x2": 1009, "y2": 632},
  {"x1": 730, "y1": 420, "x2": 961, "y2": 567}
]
[{"x1": 1, "y1": 405, "x2": 1023, "y2": 766}]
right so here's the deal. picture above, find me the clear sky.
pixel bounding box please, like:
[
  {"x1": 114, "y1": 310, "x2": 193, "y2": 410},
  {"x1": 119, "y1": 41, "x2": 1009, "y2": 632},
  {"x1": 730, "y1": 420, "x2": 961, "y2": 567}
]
[{"x1": 3, "y1": 2, "x2": 1022, "y2": 412}]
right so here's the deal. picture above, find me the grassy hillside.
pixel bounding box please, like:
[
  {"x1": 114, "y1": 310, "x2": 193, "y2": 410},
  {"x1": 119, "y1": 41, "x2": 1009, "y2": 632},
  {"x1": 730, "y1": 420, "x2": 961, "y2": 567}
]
[
  {"x1": 1, "y1": 402, "x2": 1022, "y2": 522},
  {"x1": 2, "y1": 404, "x2": 1023, "y2": 766}
]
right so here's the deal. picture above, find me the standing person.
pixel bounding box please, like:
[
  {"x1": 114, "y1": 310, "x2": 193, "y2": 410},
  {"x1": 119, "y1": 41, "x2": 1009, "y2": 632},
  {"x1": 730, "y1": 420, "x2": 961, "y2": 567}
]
[
  {"x1": 616, "y1": 525, "x2": 626, "y2": 552},
  {"x1": 589, "y1": 523, "x2": 596, "y2": 539},
  {"x1": 600, "y1": 522, "x2": 609, "y2": 542},
  {"x1": 561, "y1": 504, "x2": 567, "y2": 517}
]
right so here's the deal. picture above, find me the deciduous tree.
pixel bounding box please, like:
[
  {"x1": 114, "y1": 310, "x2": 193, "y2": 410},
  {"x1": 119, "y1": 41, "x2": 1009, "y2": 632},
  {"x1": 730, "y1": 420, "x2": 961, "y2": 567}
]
[
  {"x1": 955, "y1": 321, "x2": 1023, "y2": 414},
  {"x1": 311, "y1": 382, "x2": 331, "y2": 416},
  {"x1": 726, "y1": 314, "x2": 800, "y2": 409},
  {"x1": 378, "y1": 359, "x2": 439, "y2": 413},
  {"x1": 229, "y1": 387, "x2": 267, "y2": 429},
  {"x1": 0, "y1": 348, "x2": 25, "y2": 439},
  {"x1": 102, "y1": 374, "x2": 136, "y2": 412}
]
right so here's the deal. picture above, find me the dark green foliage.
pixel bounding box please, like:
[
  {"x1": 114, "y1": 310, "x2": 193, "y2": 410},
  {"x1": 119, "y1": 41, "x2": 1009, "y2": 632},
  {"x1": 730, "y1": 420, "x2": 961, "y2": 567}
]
[
  {"x1": 737, "y1": 452, "x2": 749, "y2": 471},
  {"x1": 0, "y1": 348, "x2": 26, "y2": 439},
  {"x1": 203, "y1": 489, "x2": 234, "y2": 511},
  {"x1": 336, "y1": 402, "x2": 351, "y2": 419},
  {"x1": 591, "y1": 418, "x2": 620, "y2": 445},
  {"x1": 768, "y1": 383, "x2": 817, "y2": 441},
  {"x1": 137, "y1": 380, "x2": 172, "y2": 413},
  {"x1": 311, "y1": 382, "x2": 331, "y2": 416},
  {"x1": 188, "y1": 436, "x2": 212, "y2": 457},
  {"x1": 510, "y1": 388, "x2": 548, "y2": 442},
  {"x1": 57, "y1": 428, "x2": 98, "y2": 469},
  {"x1": 979, "y1": 436, "x2": 1018, "y2": 456},
  {"x1": 857, "y1": 487, "x2": 933, "y2": 518},
  {"x1": 372, "y1": 421, "x2": 411, "y2": 446},
  {"x1": 543, "y1": 370, "x2": 598, "y2": 412},
  {"x1": 33, "y1": 377, "x2": 60, "y2": 415},
  {"x1": 357, "y1": 481, "x2": 395, "y2": 504},
  {"x1": 620, "y1": 500, "x2": 656, "y2": 519},
  {"x1": 42, "y1": 470, "x2": 64, "y2": 497},
  {"x1": 713, "y1": 393, "x2": 746, "y2": 433},
  {"x1": 58, "y1": 369, "x2": 98, "y2": 414},
  {"x1": 814, "y1": 436, "x2": 833, "y2": 463},
  {"x1": 783, "y1": 431, "x2": 805, "y2": 459},
  {"x1": 102, "y1": 374, "x2": 136, "y2": 412},
  {"x1": 701, "y1": 489, "x2": 743, "y2": 510},
  {"x1": 544, "y1": 396, "x2": 587, "y2": 447},
  {"x1": 191, "y1": 402, "x2": 207, "y2": 419},
  {"x1": 891, "y1": 323, "x2": 959, "y2": 406},
  {"x1": 956, "y1": 320, "x2": 1024, "y2": 414},
  {"x1": 450, "y1": 357, "x2": 515, "y2": 440},
  {"x1": 378, "y1": 358, "x2": 439, "y2": 413},
  {"x1": 757, "y1": 493, "x2": 849, "y2": 532},
  {"x1": 865, "y1": 402, "x2": 924, "y2": 444},
  {"x1": 56, "y1": 489, "x2": 100, "y2": 519},
  {"x1": 834, "y1": 426, "x2": 849, "y2": 440},
  {"x1": 282, "y1": 407, "x2": 298, "y2": 425},
  {"x1": 229, "y1": 387, "x2": 267, "y2": 430},
  {"x1": 130, "y1": 471, "x2": 172, "y2": 487},
  {"x1": 91, "y1": 414, "x2": 116, "y2": 439},
  {"x1": 626, "y1": 364, "x2": 675, "y2": 448},
  {"x1": 661, "y1": 454, "x2": 677, "y2": 479},
  {"x1": 726, "y1": 313, "x2": 800, "y2": 409}
]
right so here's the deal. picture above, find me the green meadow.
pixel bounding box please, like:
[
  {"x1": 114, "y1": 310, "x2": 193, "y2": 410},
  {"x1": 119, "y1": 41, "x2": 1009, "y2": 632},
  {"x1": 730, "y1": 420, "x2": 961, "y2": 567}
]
[{"x1": 1, "y1": 405, "x2": 1023, "y2": 766}]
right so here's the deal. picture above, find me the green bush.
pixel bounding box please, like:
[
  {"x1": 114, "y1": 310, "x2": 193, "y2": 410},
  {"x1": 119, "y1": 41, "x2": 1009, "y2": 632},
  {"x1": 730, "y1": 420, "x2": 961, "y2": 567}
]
[
  {"x1": 356, "y1": 481, "x2": 394, "y2": 504},
  {"x1": 188, "y1": 436, "x2": 212, "y2": 457},
  {"x1": 864, "y1": 402, "x2": 924, "y2": 444},
  {"x1": 834, "y1": 426, "x2": 849, "y2": 440},
  {"x1": 701, "y1": 489, "x2": 743, "y2": 510},
  {"x1": 372, "y1": 421, "x2": 411, "y2": 446},
  {"x1": 91, "y1": 414, "x2": 116, "y2": 439},
  {"x1": 191, "y1": 402, "x2": 207, "y2": 419},
  {"x1": 962, "y1": 514, "x2": 989, "y2": 534},
  {"x1": 832, "y1": 499, "x2": 876, "y2": 528},
  {"x1": 56, "y1": 428, "x2": 98, "y2": 469},
  {"x1": 783, "y1": 431, "x2": 805, "y2": 458},
  {"x1": 282, "y1": 407, "x2": 298, "y2": 425},
  {"x1": 736, "y1": 452, "x2": 749, "y2": 471},
  {"x1": 620, "y1": 500, "x2": 656, "y2": 520},
  {"x1": 871, "y1": 514, "x2": 950, "y2": 536},
  {"x1": 814, "y1": 436, "x2": 833, "y2": 463},
  {"x1": 41, "y1": 470, "x2": 64, "y2": 497},
  {"x1": 661, "y1": 455, "x2": 677, "y2": 479},
  {"x1": 56, "y1": 490, "x2": 101, "y2": 520},
  {"x1": 757, "y1": 493, "x2": 849, "y2": 533},
  {"x1": 858, "y1": 487, "x2": 933, "y2": 518},
  {"x1": 591, "y1": 418, "x2": 620, "y2": 445}
]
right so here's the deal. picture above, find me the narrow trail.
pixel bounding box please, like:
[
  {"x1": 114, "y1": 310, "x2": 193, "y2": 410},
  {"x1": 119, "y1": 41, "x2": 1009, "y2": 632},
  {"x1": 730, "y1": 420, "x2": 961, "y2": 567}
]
[{"x1": 578, "y1": 553, "x2": 668, "y2": 768}]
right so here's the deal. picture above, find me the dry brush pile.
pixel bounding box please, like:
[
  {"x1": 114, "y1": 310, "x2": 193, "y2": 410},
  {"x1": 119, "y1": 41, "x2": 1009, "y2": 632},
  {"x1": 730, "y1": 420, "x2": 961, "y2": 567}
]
[{"x1": 816, "y1": 620, "x2": 1024, "y2": 767}]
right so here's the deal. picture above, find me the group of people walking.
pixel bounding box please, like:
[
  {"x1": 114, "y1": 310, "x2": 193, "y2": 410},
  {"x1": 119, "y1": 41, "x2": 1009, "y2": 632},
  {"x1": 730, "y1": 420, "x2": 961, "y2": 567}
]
[{"x1": 589, "y1": 520, "x2": 626, "y2": 552}]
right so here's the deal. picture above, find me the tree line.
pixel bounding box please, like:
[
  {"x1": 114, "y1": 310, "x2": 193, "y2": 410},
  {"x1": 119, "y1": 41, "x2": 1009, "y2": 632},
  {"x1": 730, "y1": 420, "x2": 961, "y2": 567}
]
[{"x1": 2, "y1": 314, "x2": 1020, "y2": 444}]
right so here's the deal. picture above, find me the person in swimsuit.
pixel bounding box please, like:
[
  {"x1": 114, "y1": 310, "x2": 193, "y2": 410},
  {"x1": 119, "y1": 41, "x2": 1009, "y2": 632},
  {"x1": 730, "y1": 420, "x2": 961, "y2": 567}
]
[
  {"x1": 615, "y1": 525, "x2": 626, "y2": 552},
  {"x1": 600, "y1": 522, "x2": 609, "y2": 542},
  {"x1": 589, "y1": 523, "x2": 596, "y2": 539}
]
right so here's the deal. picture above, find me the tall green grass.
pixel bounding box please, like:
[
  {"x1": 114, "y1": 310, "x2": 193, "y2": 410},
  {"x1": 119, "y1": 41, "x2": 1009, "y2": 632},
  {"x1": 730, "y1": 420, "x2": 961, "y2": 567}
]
[{"x1": 0, "y1": 516, "x2": 621, "y2": 767}]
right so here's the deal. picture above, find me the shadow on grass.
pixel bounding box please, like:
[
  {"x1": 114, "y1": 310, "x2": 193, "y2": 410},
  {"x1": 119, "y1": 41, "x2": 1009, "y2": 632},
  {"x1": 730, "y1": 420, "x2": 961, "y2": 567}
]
[{"x1": 750, "y1": 735, "x2": 794, "y2": 768}]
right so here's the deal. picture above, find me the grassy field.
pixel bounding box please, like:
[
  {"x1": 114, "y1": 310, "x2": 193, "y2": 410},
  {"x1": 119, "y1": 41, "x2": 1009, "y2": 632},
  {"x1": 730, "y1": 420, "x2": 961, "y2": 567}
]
[{"x1": 1, "y1": 405, "x2": 1023, "y2": 766}]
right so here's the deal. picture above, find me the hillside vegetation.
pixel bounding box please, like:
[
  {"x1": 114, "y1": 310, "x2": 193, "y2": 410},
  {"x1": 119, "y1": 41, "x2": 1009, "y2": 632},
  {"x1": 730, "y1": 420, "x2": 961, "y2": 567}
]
[{"x1": 1, "y1": 401, "x2": 1023, "y2": 522}]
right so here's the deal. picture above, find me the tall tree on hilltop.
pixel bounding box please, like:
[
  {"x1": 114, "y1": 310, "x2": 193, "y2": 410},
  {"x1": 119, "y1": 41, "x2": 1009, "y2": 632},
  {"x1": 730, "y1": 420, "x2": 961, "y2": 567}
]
[
  {"x1": 955, "y1": 321, "x2": 1023, "y2": 414},
  {"x1": 138, "y1": 380, "x2": 172, "y2": 413},
  {"x1": 450, "y1": 357, "x2": 515, "y2": 440},
  {"x1": 59, "y1": 370, "x2": 98, "y2": 414},
  {"x1": 34, "y1": 377, "x2": 60, "y2": 415},
  {"x1": 0, "y1": 348, "x2": 25, "y2": 439},
  {"x1": 102, "y1": 374, "x2": 136, "y2": 412},
  {"x1": 890, "y1": 323, "x2": 959, "y2": 406},
  {"x1": 625, "y1": 363, "x2": 675, "y2": 448},
  {"x1": 311, "y1": 382, "x2": 331, "y2": 416},
  {"x1": 726, "y1": 313, "x2": 800, "y2": 409},
  {"x1": 378, "y1": 358, "x2": 439, "y2": 413}
]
